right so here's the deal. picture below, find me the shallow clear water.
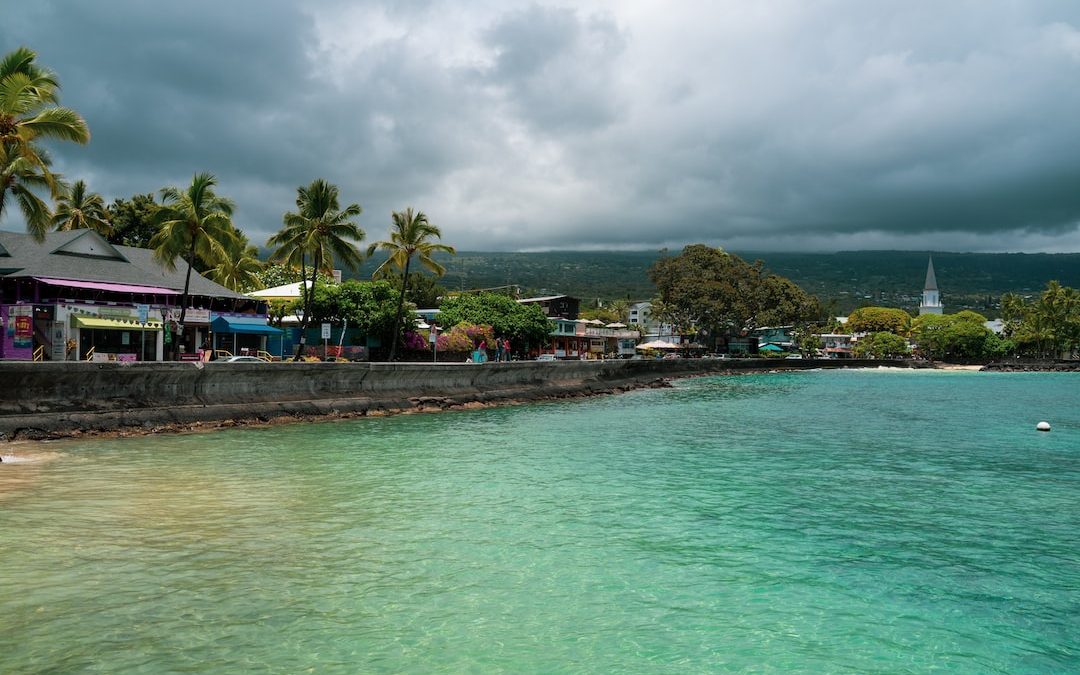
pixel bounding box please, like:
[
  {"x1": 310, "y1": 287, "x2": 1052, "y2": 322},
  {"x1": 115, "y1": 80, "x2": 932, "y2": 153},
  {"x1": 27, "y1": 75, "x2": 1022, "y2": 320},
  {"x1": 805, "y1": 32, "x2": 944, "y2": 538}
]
[{"x1": 1, "y1": 370, "x2": 1078, "y2": 673}]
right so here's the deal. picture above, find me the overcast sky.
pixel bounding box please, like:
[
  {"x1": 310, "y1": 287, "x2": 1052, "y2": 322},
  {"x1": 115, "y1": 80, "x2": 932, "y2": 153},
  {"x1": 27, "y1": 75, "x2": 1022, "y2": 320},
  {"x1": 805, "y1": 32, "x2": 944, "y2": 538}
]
[{"x1": 4, "y1": 1, "x2": 1080, "y2": 253}]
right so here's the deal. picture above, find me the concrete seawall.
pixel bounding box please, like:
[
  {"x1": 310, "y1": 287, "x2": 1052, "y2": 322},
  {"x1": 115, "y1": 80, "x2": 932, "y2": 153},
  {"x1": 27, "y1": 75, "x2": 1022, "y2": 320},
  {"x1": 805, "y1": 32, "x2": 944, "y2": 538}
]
[{"x1": 0, "y1": 358, "x2": 918, "y2": 440}]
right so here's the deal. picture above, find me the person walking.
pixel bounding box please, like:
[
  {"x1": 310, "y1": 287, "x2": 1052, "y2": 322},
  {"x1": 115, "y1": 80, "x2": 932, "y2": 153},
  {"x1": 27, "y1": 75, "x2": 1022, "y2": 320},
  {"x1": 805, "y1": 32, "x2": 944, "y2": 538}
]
[{"x1": 503, "y1": 337, "x2": 511, "y2": 361}]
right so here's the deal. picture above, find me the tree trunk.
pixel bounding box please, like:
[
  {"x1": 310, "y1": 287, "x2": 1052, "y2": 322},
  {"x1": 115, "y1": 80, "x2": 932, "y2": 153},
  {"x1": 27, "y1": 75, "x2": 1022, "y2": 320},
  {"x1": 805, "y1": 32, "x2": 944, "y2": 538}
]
[
  {"x1": 292, "y1": 254, "x2": 309, "y2": 361},
  {"x1": 175, "y1": 240, "x2": 196, "y2": 361},
  {"x1": 388, "y1": 256, "x2": 412, "y2": 361}
]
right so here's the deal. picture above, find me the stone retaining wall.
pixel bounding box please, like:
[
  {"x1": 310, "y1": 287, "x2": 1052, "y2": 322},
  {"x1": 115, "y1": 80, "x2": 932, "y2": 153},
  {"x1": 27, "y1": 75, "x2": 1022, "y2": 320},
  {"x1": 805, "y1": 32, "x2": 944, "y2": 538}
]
[{"x1": 0, "y1": 358, "x2": 917, "y2": 440}]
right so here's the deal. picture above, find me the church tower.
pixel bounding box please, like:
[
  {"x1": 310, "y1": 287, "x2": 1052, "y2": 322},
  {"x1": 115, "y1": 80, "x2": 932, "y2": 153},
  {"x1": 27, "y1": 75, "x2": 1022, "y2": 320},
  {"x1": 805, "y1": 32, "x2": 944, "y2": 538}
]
[{"x1": 919, "y1": 256, "x2": 943, "y2": 315}]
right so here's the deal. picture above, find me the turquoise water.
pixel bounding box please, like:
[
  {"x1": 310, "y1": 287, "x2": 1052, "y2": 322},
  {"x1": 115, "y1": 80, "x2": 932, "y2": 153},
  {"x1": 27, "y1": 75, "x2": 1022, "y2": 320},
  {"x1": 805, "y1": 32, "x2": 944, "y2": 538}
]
[{"x1": 1, "y1": 369, "x2": 1078, "y2": 673}]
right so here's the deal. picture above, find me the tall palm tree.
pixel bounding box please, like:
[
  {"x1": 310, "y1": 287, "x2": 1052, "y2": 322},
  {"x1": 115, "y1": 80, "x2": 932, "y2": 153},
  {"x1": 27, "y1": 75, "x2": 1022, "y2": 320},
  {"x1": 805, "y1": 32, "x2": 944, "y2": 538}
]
[
  {"x1": 268, "y1": 179, "x2": 364, "y2": 360},
  {"x1": 51, "y1": 179, "x2": 111, "y2": 235},
  {"x1": 0, "y1": 47, "x2": 90, "y2": 240},
  {"x1": 368, "y1": 208, "x2": 455, "y2": 360},
  {"x1": 206, "y1": 229, "x2": 264, "y2": 293},
  {"x1": 150, "y1": 172, "x2": 236, "y2": 356}
]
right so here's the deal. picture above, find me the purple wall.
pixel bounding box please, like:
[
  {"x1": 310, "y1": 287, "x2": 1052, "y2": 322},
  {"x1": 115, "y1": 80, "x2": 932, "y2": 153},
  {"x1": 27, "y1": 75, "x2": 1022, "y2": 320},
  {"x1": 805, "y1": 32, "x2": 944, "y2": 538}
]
[{"x1": 1, "y1": 304, "x2": 34, "y2": 360}]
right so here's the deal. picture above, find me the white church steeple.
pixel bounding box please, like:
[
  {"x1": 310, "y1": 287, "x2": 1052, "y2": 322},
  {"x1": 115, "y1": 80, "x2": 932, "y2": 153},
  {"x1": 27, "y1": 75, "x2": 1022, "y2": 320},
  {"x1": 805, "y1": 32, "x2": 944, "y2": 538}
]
[{"x1": 919, "y1": 256, "x2": 943, "y2": 315}]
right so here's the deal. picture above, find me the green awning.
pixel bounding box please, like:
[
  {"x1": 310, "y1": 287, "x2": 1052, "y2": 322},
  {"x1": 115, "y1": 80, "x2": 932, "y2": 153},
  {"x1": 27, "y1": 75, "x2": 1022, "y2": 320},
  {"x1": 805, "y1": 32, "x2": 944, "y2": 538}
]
[{"x1": 71, "y1": 315, "x2": 162, "y2": 331}]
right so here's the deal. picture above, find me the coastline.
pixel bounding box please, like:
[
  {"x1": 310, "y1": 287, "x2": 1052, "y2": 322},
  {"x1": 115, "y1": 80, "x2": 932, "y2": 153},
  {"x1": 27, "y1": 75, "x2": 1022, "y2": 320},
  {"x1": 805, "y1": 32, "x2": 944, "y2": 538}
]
[{"x1": 3, "y1": 357, "x2": 1052, "y2": 444}]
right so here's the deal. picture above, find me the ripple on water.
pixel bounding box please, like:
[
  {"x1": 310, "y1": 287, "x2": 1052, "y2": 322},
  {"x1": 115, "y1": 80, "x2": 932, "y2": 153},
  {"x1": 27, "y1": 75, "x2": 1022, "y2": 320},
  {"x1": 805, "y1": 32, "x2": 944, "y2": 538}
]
[{"x1": 0, "y1": 370, "x2": 1078, "y2": 672}]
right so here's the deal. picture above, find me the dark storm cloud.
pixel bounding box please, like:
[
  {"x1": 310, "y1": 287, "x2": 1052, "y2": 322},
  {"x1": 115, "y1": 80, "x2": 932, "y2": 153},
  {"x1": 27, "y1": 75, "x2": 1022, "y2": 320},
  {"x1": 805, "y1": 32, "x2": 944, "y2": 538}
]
[{"x1": 4, "y1": 1, "x2": 1080, "y2": 252}]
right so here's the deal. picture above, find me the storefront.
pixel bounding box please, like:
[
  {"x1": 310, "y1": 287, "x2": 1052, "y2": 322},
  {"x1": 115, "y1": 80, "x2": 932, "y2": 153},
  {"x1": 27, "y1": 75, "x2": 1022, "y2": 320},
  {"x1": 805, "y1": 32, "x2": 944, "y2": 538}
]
[
  {"x1": 210, "y1": 315, "x2": 283, "y2": 358},
  {"x1": 1, "y1": 229, "x2": 264, "y2": 362},
  {"x1": 72, "y1": 314, "x2": 162, "y2": 361}
]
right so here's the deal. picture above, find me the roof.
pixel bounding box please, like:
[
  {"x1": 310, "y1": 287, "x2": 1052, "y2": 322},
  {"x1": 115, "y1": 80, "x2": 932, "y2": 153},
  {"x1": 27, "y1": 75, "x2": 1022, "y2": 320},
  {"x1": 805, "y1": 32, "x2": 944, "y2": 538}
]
[
  {"x1": 518, "y1": 295, "x2": 569, "y2": 303},
  {"x1": 247, "y1": 280, "x2": 310, "y2": 300},
  {"x1": 924, "y1": 256, "x2": 938, "y2": 291},
  {"x1": 0, "y1": 229, "x2": 246, "y2": 299}
]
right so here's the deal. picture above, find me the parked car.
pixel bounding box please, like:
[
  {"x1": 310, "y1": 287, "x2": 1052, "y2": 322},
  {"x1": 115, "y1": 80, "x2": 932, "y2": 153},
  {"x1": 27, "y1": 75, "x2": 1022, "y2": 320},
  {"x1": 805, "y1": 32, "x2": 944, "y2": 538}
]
[
  {"x1": 224, "y1": 355, "x2": 266, "y2": 363},
  {"x1": 785, "y1": 354, "x2": 804, "y2": 360},
  {"x1": 535, "y1": 354, "x2": 557, "y2": 362}
]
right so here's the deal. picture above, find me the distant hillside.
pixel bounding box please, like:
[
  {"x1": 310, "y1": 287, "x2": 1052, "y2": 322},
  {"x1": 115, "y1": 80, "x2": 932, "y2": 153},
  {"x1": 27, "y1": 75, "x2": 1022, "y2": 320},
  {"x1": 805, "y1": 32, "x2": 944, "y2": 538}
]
[{"x1": 343, "y1": 250, "x2": 1080, "y2": 315}]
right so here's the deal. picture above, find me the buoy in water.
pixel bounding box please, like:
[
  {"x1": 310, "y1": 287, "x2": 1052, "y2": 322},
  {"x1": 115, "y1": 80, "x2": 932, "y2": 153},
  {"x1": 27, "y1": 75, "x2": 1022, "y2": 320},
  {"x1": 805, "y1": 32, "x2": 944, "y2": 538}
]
[{"x1": 1036, "y1": 421, "x2": 1051, "y2": 432}]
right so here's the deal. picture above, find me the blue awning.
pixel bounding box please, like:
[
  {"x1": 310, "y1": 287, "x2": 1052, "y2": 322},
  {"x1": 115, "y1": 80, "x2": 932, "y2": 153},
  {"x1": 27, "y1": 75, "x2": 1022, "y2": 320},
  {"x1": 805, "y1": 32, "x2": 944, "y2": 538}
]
[{"x1": 211, "y1": 316, "x2": 283, "y2": 335}]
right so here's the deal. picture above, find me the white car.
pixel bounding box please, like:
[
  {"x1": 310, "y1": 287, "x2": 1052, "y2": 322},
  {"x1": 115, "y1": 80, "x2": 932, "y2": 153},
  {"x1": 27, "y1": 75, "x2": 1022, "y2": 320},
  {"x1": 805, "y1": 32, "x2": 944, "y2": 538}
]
[
  {"x1": 223, "y1": 355, "x2": 266, "y2": 363},
  {"x1": 535, "y1": 354, "x2": 557, "y2": 362}
]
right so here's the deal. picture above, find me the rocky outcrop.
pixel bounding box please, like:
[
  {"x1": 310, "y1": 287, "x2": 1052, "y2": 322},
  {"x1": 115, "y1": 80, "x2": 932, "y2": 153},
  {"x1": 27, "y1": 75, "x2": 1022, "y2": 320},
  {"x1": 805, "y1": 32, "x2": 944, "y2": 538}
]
[{"x1": 981, "y1": 360, "x2": 1080, "y2": 372}]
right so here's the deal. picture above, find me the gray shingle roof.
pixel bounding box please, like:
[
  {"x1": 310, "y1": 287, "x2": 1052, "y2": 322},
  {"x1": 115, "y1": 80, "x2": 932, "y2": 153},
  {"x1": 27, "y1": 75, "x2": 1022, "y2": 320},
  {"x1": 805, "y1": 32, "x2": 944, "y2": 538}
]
[
  {"x1": 0, "y1": 229, "x2": 247, "y2": 299},
  {"x1": 924, "y1": 256, "x2": 938, "y2": 292}
]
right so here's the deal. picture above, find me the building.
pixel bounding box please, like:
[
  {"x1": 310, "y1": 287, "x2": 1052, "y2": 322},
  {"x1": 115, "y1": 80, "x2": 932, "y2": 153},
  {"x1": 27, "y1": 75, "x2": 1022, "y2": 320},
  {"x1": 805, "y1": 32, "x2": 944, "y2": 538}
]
[
  {"x1": 542, "y1": 318, "x2": 638, "y2": 359},
  {"x1": 919, "y1": 256, "x2": 943, "y2": 315},
  {"x1": 1, "y1": 229, "x2": 268, "y2": 361},
  {"x1": 749, "y1": 326, "x2": 795, "y2": 351},
  {"x1": 518, "y1": 294, "x2": 580, "y2": 320},
  {"x1": 818, "y1": 333, "x2": 854, "y2": 358}
]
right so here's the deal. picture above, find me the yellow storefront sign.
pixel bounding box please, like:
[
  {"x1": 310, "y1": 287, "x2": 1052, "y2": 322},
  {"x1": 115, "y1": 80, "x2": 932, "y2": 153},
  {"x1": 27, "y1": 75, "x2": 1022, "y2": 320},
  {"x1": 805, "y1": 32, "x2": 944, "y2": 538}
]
[{"x1": 71, "y1": 316, "x2": 163, "y2": 331}]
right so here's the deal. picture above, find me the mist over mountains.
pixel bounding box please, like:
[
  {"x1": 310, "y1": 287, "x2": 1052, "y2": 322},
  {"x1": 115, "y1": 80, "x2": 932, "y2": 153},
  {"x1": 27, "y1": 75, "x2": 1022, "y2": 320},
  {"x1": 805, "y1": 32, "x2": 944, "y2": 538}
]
[{"x1": 346, "y1": 250, "x2": 1080, "y2": 315}]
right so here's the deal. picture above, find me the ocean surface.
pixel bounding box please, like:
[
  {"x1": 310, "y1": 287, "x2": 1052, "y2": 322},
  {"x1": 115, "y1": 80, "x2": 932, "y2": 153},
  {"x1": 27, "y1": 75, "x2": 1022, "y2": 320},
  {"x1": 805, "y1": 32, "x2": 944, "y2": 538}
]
[{"x1": 1, "y1": 369, "x2": 1077, "y2": 673}]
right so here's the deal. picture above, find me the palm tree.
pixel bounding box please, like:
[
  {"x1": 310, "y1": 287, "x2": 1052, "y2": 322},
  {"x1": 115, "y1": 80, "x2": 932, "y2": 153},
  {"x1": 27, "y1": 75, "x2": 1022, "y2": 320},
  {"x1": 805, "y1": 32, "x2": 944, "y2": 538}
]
[
  {"x1": 206, "y1": 229, "x2": 264, "y2": 293},
  {"x1": 0, "y1": 141, "x2": 51, "y2": 236},
  {"x1": 367, "y1": 208, "x2": 455, "y2": 360},
  {"x1": 150, "y1": 172, "x2": 236, "y2": 357},
  {"x1": 268, "y1": 179, "x2": 364, "y2": 360},
  {"x1": 51, "y1": 179, "x2": 111, "y2": 235},
  {"x1": 0, "y1": 47, "x2": 90, "y2": 240}
]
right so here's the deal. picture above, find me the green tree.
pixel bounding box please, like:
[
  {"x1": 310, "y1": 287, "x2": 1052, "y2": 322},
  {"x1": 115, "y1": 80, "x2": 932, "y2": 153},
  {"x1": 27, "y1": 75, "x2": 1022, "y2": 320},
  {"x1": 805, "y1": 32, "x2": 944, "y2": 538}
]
[
  {"x1": 0, "y1": 47, "x2": 90, "y2": 240},
  {"x1": 206, "y1": 229, "x2": 263, "y2": 293},
  {"x1": 256, "y1": 263, "x2": 303, "y2": 289},
  {"x1": 649, "y1": 245, "x2": 819, "y2": 344},
  {"x1": 388, "y1": 271, "x2": 447, "y2": 309},
  {"x1": 268, "y1": 179, "x2": 364, "y2": 360},
  {"x1": 0, "y1": 142, "x2": 51, "y2": 237},
  {"x1": 853, "y1": 332, "x2": 909, "y2": 359},
  {"x1": 793, "y1": 326, "x2": 823, "y2": 357},
  {"x1": 150, "y1": 172, "x2": 237, "y2": 350},
  {"x1": 368, "y1": 208, "x2": 455, "y2": 360},
  {"x1": 107, "y1": 193, "x2": 160, "y2": 247},
  {"x1": 437, "y1": 292, "x2": 552, "y2": 350},
  {"x1": 910, "y1": 311, "x2": 994, "y2": 361},
  {"x1": 845, "y1": 306, "x2": 912, "y2": 335},
  {"x1": 306, "y1": 279, "x2": 400, "y2": 344},
  {"x1": 51, "y1": 179, "x2": 111, "y2": 235}
]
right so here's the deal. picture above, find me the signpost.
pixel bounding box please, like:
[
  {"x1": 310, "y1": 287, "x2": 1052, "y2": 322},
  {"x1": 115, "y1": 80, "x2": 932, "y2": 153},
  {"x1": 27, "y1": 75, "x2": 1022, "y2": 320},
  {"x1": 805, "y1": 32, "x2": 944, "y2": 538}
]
[
  {"x1": 136, "y1": 304, "x2": 149, "y2": 361},
  {"x1": 321, "y1": 323, "x2": 331, "y2": 360}
]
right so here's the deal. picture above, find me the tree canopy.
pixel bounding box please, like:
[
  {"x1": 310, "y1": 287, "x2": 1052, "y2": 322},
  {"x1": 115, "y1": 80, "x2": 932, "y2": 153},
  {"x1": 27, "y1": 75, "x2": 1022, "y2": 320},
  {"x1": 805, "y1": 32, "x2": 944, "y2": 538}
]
[
  {"x1": 305, "y1": 279, "x2": 400, "y2": 343},
  {"x1": 107, "y1": 193, "x2": 160, "y2": 247},
  {"x1": 846, "y1": 306, "x2": 911, "y2": 335},
  {"x1": 648, "y1": 245, "x2": 821, "y2": 341},
  {"x1": 0, "y1": 47, "x2": 90, "y2": 240},
  {"x1": 910, "y1": 311, "x2": 1004, "y2": 361},
  {"x1": 51, "y1": 179, "x2": 111, "y2": 235},
  {"x1": 437, "y1": 292, "x2": 552, "y2": 348},
  {"x1": 853, "y1": 331, "x2": 910, "y2": 359},
  {"x1": 999, "y1": 282, "x2": 1079, "y2": 358}
]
